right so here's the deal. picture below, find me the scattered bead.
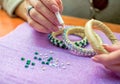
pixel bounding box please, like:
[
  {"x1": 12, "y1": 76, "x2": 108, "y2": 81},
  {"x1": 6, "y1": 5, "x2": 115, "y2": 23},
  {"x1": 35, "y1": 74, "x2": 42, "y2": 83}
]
[
  {"x1": 22, "y1": 51, "x2": 70, "y2": 70},
  {"x1": 34, "y1": 56, "x2": 38, "y2": 60},
  {"x1": 26, "y1": 60, "x2": 31, "y2": 65},
  {"x1": 38, "y1": 58, "x2": 42, "y2": 61},
  {"x1": 45, "y1": 56, "x2": 48, "y2": 58},
  {"x1": 34, "y1": 52, "x2": 39, "y2": 55},
  {"x1": 62, "y1": 66, "x2": 66, "y2": 69},
  {"x1": 52, "y1": 63, "x2": 58, "y2": 67},
  {"x1": 66, "y1": 62, "x2": 70, "y2": 65},
  {"x1": 46, "y1": 62, "x2": 49, "y2": 65},
  {"x1": 47, "y1": 57, "x2": 53, "y2": 62},
  {"x1": 49, "y1": 51, "x2": 53, "y2": 54},
  {"x1": 25, "y1": 65, "x2": 29, "y2": 68},
  {"x1": 61, "y1": 63, "x2": 64, "y2": 66},
  {"x1": 49, "y1": 63, "x2": 53, "y2": 67},
  {"x1": 31, "y1": 62, "x2": 35, "y2": 66},
  {"x1": 41, "y1": 61, "x2": 45, "y2": 64},
  {"x1": 21, "y1": 57, "x2": 25, "y2": 61},
  {"x1": 39, "y1": 54, "x2": 42, "y2": 56},
  {"x1": 41, "y1": 67, "x2": 46, "y2": 71}
]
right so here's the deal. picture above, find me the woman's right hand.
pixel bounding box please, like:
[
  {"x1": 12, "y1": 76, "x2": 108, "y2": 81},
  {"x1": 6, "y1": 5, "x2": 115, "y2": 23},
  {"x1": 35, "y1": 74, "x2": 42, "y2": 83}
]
[{"x1": 25, "y1": 0, "x2": 63, "y2": 33}]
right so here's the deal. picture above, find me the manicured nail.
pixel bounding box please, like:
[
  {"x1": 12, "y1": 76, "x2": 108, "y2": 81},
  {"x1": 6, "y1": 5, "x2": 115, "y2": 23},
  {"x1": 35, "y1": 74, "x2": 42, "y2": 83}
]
[
  {"x1": 102, "y1": 44, "x2": 109, "y2": 46},
  {"x1": 102, "y1": 44, "x2": 109, "y2": 48},
  {"x1": 91, "y1": 57, "x2": 100, "y2": 63},
  {"x1": 51, "y1": 5, "x2": 59, "y2": 13}
]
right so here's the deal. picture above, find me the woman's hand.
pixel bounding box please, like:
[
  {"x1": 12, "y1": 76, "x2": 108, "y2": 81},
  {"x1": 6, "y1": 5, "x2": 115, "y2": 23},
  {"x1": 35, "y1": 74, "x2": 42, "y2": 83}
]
[
  {"x1": 25, "y1": 0, "x2": 63, "y2": 33},
  {"x1": 92, "y1": 42, "x2": 120, "y2": 74}
]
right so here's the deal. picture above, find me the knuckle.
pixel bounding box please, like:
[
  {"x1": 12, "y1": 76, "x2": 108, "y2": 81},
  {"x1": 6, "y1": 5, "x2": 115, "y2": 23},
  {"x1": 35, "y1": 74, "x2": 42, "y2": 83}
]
[
  {"x1": 30, "y1": 9, "x2": 36, "y2": 18},
  {"x1": 29, "y1": 20, "x2": 35, "y2": 28},
  {"x1": 34, "y1": 2, "x2": 40, "y2": 9}
]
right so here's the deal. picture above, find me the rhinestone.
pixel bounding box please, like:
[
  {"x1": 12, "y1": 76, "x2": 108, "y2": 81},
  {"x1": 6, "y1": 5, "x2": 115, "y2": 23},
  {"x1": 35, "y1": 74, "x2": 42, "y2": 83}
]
[
  {"x1": 21, "y1": 57, "x2": 25, "y2": 61},
  {"x1": 50, "y1": 51, "x2": 53, "y2": 54},
  {"x1": 66, "y1": 62, "x2": 70, "y2": 65}
]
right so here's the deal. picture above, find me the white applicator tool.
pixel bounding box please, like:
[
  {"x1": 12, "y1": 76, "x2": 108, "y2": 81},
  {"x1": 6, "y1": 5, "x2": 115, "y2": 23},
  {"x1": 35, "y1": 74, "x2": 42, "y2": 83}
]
[{"x1": 55, "y1": 12, "x2": 65, "y2": 29}]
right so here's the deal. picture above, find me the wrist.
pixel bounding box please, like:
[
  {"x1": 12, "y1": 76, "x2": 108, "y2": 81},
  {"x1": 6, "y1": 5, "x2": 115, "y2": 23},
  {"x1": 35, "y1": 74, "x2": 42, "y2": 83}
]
[{"x1": 15, "y1": 1, "x2": 27, "y2": 20}]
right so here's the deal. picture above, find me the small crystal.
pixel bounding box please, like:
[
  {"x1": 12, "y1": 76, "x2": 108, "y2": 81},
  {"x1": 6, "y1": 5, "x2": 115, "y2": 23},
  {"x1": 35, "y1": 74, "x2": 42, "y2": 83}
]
[{"x1": 50, "y1": 51, "x2": 53, "y2": 54}]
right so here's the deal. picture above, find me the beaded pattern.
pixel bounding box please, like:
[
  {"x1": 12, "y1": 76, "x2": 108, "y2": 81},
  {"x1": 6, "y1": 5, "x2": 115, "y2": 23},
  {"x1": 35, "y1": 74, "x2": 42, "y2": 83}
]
[
  {"x1": 48, "y1": 28, "x2": 89, "y2": 49},
  {"x1": 48, "y1": 34, "x2": 68, "y2": 49},
  {"x1": 63, "y1": 27, "x2": 98, "y2": 57}
]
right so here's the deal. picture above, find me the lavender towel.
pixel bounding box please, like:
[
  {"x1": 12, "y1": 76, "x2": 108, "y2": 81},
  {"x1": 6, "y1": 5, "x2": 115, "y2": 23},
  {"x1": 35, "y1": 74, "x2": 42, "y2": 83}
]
[{"x1": 0, "y1": 23, "x2": 120, "y2": 84}]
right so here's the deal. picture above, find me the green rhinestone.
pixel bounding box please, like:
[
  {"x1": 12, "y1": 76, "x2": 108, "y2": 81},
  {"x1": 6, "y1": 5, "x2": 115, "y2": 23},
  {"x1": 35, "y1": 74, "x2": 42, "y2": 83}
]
[
  {"x1": 38, "y1": 58, "x2": 42, "y2": 61},
  {"x1": 34, "y1": 56, "x2": 38, "y2": 60},
  {"x1": 62, "y1": 44, "x2": 66, "y2": 48},
  {"x1": 49, "y1": 57, "x2": 53, "y2": 60},
  {"x1": 41, "y1": 61, "x2": 45, "y2": 64},
  {"x1": 26, "y1": 60, "x2": 31, "y2": 65},
  {"x1": 21, "y1": 57, "x2": 25, "y2": 61},
  {"x1": 47, "y1": 58, "x2": 51, "y2": 61},
  {"x1": 31, "y1": 62, "x2": 35, "y2": 66},
  {"x1": 56, "y1": 40, "x2": 58, "y2": 42},
  {"x1": 47, "y1": 57, "x2": 53, "y2": 62},
  {"x1": 46, "y1": 62, "x2": 49, "y2": 65},
  {"x1": 60, "y1": 41, "x2": 63, "y2": 43},
  {"x1": 75, "y1": 42, "x2": 79, "y2": 46},
  {"x1": 25, "y1": 65, "x2": 29, "y2": 68},
  {"x1": 34, "y1": 52, "x2": 39, "y2": 55}
]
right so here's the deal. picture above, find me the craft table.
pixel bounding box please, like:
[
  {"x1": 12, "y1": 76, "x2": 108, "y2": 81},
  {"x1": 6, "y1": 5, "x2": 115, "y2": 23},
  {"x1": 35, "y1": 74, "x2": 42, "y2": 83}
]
[{"x1": 0, "y1": 10, "x2": 120, "y2": 84}]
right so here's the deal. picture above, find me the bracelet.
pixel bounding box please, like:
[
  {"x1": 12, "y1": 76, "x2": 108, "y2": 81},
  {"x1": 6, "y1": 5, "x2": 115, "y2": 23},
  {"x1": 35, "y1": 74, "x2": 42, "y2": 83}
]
[
  {"x1": 85, "y1": 19, "x2": 118, "y2": 54},
  {"x1": 48, "y1": 29, "x2": 68, "y2": 49},
  {"x1": 48, "y1": 27, "x2": 89, "y2": 49},
  {"x1": 63, "y1": 26, "x2": 102, "y2": 57}
]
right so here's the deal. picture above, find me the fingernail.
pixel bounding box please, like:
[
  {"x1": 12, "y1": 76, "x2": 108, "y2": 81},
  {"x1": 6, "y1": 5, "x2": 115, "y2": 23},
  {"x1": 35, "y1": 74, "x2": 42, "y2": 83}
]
[
  {"x1": 91, "y1": 56, "x2": 100, "y2": 63},
  {"x1": 102, "y1": 44, "x2": 109, "y2": 48},
  {"x1": 56, "y1": 0, "x2": 62, "y2": 5},
  {"x1": 56, "y1": 0, "x2": 60, "y2": 4},
  {"x1": 51, "y1": 5, "x2": 59, "y2": 13},
  {"x1": 102, "y1": 44, "x2": 109, "y2": 46}
]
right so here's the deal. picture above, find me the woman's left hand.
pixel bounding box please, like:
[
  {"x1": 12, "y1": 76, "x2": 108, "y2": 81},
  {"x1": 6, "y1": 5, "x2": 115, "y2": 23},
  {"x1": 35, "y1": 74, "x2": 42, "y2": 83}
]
[{"x1": 92, "y1": 42, "x2": 120, "y2": 73}]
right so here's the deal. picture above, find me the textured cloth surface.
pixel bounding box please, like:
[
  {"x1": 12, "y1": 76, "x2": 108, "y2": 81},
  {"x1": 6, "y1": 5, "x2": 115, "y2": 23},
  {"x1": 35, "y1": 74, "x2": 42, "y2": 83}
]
[
  {"x1": 0, "y1": 23, "x2": 120, "y2": 84},
  {"x1": 2, "y1": 0, "x2": 23, "y2": 16}
]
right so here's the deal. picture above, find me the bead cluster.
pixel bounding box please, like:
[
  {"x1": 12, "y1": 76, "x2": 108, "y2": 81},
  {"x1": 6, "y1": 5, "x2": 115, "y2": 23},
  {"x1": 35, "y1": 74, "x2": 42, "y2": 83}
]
[
  {"x1": 21, "y1": 51, "x2": 70, "y2": 70},
  {"x1": 62, "y1": 27, "x2": 97, "y2": 57},
  {"x1": 48, "y1": 28, "x2": 89, "y2": 49},
  {"x1": 48, "y1": 25, "x2": 103, "y2": 57},
  {"x1": 48, "y1": 33, "x2": 68, "y2": 49}
]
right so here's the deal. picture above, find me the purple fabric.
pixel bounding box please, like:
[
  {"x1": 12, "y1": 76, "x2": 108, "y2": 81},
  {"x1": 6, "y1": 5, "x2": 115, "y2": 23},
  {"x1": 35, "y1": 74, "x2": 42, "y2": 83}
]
[{"x1": 0, "y1": 23, "x2": 120, "y2": 84}]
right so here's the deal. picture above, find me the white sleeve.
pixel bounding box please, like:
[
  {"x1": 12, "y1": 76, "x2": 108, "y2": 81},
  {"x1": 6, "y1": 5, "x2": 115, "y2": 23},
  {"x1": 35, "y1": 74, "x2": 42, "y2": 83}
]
[{"x1": 2, "y1": 0, "x2": 23, "y2": 16}]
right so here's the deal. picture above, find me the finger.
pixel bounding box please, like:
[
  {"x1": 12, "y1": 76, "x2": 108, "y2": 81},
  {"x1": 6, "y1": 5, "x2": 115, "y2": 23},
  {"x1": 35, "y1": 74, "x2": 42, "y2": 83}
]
[
  {"x1": 29, "y1": 7, "x2": 59, "y2": 32},
  {"x1": 29, "y1": 0, "x2": 60, "y2": 27},
  {"x1": 27, "y1": 16, "x2": 51, "y2": 33},
  {"x1": 40, "y1": 0, "x2": 62, "y2": 13},
  {"x1": 30, "y1": 0, "x2": 60, "y2": 26},
  {"x1": 56, "y1": 0, "x2": 63, "y2": 13},
  {"x1": 105, "y1": 64, "x2": 120, "y2": 73},
  {"x1": 103, "y1": 43, "x2": 120, "y2": 52},
  {"x1": 92, "y1": 50, "x2": 120, "y2": 65}
]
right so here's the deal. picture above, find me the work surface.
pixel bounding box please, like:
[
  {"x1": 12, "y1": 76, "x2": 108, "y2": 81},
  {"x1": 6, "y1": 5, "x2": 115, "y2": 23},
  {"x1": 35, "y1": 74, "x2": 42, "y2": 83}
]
[{"x1": 0, "y1": 23, "x2": 120, "y2": 84}]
